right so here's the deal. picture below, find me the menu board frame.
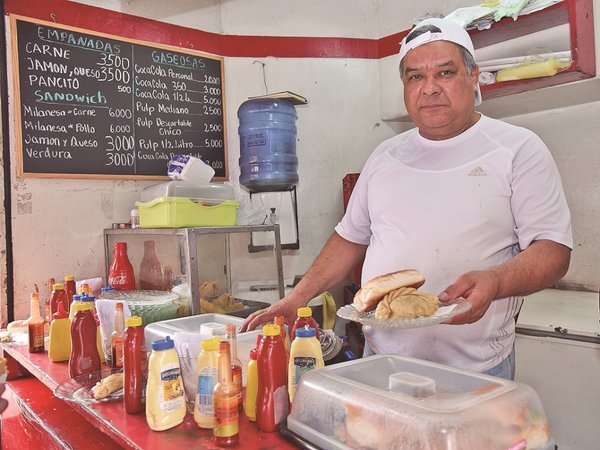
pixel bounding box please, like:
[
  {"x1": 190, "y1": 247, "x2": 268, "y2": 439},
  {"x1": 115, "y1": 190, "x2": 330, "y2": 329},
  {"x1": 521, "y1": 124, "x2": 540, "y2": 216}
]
[{"x1": 10, "y1": 15, "x2": 228, "y2": 180}]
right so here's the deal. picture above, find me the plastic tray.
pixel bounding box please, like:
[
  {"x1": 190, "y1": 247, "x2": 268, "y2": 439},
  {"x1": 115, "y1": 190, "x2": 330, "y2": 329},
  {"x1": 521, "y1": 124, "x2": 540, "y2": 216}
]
[{"x1": 136, "y1": 197, "x2": 240, "y2": 228}]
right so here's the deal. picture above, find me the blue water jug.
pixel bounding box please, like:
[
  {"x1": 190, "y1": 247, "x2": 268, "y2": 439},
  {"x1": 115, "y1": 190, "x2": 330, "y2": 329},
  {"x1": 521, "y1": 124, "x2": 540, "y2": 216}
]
[{"x1": 238, "y1": 99, "x2": 298, "y2": 192}]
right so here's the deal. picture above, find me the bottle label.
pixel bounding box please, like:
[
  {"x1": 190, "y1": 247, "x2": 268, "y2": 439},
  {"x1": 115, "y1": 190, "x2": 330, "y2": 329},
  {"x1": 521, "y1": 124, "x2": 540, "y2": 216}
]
[
  {"x1": 273, "y1": 385, "x2": 289, "y2": 425},
  {"x1": 196, "y1": 367, "x2": 217, "y2": 415},
  {"x1": 293, "y1": 356, "x2": 317, "y2": 385},
  {"x1": 159, "y1": 363, "x2": 184, "y2": 411},
  {"x1": 214, "y1": 394, "x2": 239, "y2": 437},
  {"x1": 232, "y1": 365, "x2": 242, "y2": 403},
  {"x1": 112, "y1": 343, "x2": 124, "y2": 368}
]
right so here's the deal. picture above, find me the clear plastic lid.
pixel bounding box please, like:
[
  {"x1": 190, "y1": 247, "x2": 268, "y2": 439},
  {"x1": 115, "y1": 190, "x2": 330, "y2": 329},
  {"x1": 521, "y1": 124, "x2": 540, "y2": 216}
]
[{"x1": 140, "y1": 180, "x2": 235, "y2": 204}]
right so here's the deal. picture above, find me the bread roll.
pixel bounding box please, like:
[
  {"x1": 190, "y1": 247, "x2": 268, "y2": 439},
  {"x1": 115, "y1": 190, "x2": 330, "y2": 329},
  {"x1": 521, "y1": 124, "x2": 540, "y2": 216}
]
[
  {"x1": 353, "y1": 269, "x2": 425, "y2": 312},
  {"x1": 92, "y1": 373, "x2": 124, "y2": 400}
]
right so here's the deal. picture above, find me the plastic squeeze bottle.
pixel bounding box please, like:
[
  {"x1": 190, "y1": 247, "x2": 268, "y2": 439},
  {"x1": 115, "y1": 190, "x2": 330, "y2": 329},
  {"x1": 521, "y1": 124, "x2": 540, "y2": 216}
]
[
  {"x1": 28, "y1": 291, "x2": 45, "y2": 353},
  {"x1": 256, "y1": 324, "x2": 289, "y2": 432},
  {"x1": 69, "y1": 293, "x2": 83, "y2": 321},
  {"x1": 50, "y1": 283, "x2": 69, "y2": 317},
  {"x1": 213, "y1": 341, "x2": 239, "y2": 447},
  {"x1": 124, "y1": 316, "x2": 146, "y2": 414},
  {"x1": 108, "y1": 242, "x2": 136, "y2": 290},
  {"x1": 194, "y1": 336, "x2": 221, "y2": 429},
  {"x1": 64, "y1": 275, "x2": 77, "y2": 305},
  {"x1": 289, "y1": 307, "x2": 320, "y2": 342},
  {"x1": 244, "y1": 347, "x2": 258, "y2": 422},
  {"x1": 69, "y1": 302, "x2": 101, "y2": 378},
  {"x1": 146, "y1": 336, "x2": 186, "y2": 431},
  {"x1": 288, "y1": 326, "x2": 324, "y2": 402},
  {"x1": 225, "y1": 323, "x2": 243, "y2": 411},
  {"x1": 111, "y1": 302, "x2": 125, "y2": 368},
  {"x1": 48, "y1": 301, "x2": 71, "y2": 362}
]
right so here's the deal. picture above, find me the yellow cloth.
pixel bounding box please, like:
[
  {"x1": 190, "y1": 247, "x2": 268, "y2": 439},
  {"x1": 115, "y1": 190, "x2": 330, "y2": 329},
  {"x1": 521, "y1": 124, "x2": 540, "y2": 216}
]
[{"x1": 320, "y1": 291, "x2": 336, "y2": 330}]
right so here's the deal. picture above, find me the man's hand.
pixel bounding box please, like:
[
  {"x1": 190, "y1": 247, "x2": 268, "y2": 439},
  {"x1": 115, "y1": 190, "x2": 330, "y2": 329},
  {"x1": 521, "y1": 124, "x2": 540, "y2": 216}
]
[
  {"x1": 241, "y1": 296, "x2": 300, "y2": 332},
  {"x1": 439, "y1": 240, "x2": 570, "y2": 325},
  {"x1": 438, "y1": 270, "x2": 500, "y2": 324}
]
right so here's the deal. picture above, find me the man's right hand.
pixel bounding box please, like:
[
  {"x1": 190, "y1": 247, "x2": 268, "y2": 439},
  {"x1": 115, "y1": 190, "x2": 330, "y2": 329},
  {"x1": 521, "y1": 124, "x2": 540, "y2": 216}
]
[{"x1": 240, "y1": 296, "x2": 301, "y2": 332}]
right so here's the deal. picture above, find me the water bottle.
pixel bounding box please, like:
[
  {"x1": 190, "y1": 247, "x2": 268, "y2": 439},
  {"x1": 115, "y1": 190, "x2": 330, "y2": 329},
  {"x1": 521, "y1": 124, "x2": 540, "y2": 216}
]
[{"x1": 238, "y1": 99, "x2": 298, "y2": 192}]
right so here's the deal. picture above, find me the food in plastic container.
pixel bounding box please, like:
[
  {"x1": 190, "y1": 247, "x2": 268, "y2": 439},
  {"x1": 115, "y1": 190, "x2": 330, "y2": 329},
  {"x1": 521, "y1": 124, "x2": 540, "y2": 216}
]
[{"x1": 288, "y1": 354, "x2": 554, "y2": 450}]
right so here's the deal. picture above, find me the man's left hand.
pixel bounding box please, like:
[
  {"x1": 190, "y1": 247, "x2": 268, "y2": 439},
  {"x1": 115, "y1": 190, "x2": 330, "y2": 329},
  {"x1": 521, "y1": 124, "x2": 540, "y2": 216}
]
[{"x1": 438, "y1": 270, "x2": 501, "y2": 325}]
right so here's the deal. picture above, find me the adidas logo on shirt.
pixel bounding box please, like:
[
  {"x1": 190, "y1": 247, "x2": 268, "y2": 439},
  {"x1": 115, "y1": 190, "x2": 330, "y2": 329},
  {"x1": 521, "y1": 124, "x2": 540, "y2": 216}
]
[{"x1": 468, "y1": 166, "x2": 487, "y2": 177}]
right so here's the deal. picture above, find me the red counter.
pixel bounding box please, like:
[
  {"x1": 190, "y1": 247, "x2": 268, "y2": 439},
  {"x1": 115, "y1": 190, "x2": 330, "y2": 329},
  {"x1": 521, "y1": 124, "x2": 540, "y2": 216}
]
[{"x1": 1, "y1": 343, "x2": 298, "y2": 449}]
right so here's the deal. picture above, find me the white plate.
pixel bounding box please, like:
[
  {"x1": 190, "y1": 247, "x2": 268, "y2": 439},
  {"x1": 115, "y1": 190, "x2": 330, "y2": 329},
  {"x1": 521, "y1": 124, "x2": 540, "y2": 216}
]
[{"x1": 336, "y1": 299, "x2": 471, "y2": 329}]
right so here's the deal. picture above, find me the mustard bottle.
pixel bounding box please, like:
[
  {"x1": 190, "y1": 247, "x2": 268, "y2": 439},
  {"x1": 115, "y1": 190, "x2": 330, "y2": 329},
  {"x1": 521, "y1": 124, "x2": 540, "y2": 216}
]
[
  {"x1": 48, "y1": 301, "x2": 71, "y2": 362},
  {"x1": 288, "y1": 326, "x2": 324, "y2": 402},
  {"x1": 69, "y1": 293, "x2": 83, "y2": 321},
  {"x1": 146, "y1": 336, "x2": 186, "y2": 431},
  {"x1": 244, "y1": 347, "x2": 258, "y2": 422},
  {"x1": 193, "y1": 336, "x2": 220, "y2": 429}
]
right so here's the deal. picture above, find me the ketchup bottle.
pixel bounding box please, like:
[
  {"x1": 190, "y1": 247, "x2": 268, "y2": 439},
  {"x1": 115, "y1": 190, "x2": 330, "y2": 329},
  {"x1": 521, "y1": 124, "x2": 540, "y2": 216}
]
[
  {"x1": 50, "y1": 283, "x2": 69, "y2": 317},
  {"x1": 64, "y1": 275, "x2": 77, "y2": 305},
  {"x1": 69, "y1": 302, "x2": 101, "y2": 378},
  {"x1": 256, "y1": 324, "x2": 289, "y2": 432},
  {"x1": 289, "y1": 307, "x2": 320, "y2": 342},
  {"x1": 108, "y1": 242, "x2": 135, "y2": 290},
  {"x1": 124, "y1": 316, "x2": 146, "y2": 414}
]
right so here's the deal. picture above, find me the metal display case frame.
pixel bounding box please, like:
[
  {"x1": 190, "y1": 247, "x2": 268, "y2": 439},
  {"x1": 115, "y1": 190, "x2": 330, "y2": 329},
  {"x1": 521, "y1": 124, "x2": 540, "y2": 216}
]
[{"x1": 103, "y1": 224, "x2": 285, "y2": 315}]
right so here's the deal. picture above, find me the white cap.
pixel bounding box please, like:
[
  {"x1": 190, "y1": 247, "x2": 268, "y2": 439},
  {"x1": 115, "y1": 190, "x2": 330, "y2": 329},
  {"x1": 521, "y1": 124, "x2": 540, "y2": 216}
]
[{"x1": 399, "y1": 17, "x2": 481, "y2": 106}]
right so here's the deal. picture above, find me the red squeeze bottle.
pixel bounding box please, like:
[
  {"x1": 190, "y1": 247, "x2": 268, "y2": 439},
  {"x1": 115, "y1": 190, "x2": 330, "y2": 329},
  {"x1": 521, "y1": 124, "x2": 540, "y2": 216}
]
[
  {"x1": 256, "y1": 324, "x2": 289, "y2": 432},
  {"x1": 69, "y1": 302, "x2": 101, "y2": 378},
  {"x1": 289, "y1": 307, "x2": 320, "y2": 342},
  {"x1": 50, "y1": 283, "x2": 69, "y2": 317},
  {"x1": 213, "y1": 341, "x2": 239, "y2": 447},
  {"x1": 64, "y1": 275, "x2": 77, "y2": 305},
  {"x1": 124, "y1": 316, "x2": 146, "y2": 414},
  {"x1": 108, "y1": 242, "x2": 135, "y2": 290}
]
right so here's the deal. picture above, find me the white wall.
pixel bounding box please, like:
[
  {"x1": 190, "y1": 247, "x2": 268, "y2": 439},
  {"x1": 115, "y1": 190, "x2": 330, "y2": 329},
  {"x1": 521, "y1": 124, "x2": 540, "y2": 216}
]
[{"x1": 4, "y1": 0, "x2": 600, "y2": 320}]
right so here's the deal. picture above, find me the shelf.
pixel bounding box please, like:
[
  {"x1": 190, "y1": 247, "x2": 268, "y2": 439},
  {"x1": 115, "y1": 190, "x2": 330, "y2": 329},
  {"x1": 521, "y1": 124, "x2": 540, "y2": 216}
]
[{"x1": 379, "y1": 0, "x2": 596, "y2": 121}]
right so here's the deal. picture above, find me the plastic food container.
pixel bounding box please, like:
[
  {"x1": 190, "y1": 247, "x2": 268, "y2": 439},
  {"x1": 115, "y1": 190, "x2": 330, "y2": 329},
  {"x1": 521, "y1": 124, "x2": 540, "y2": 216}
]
[
  {"x1": 287, "y1": 354, "x2": 554, "y2": 450},
  {"x1": 98, "y1": 290, "x2": 182, "y2": 326},
  {"x1": 144, "y1": 313, "x2": 262, "y2": 385},
  {"x1": 136, "y1": 197, "x2": 240, "y2": 228}
]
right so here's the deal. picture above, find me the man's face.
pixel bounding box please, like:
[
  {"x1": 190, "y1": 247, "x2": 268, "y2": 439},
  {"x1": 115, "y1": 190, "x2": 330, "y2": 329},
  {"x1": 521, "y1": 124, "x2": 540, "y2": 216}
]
[{"x1": 401, "y1": 41, "x2": 479, "y2": 140}]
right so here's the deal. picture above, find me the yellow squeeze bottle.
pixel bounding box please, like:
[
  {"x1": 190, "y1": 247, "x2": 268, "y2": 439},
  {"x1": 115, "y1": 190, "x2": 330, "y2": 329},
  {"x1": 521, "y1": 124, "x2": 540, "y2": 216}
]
[
  {"x1": 69, "y1": 293, "x2": 83, "y2": 321},
  {"x1": 244, "y1": 347, "x2": 258, "y2": 421},
  {"x1": 48, "y1": 301, "x2": 71, "y2": 362},
  {"x1": 194, "y1": 337, "x2": 221, "y2": 429},
  {"x1": 146, "y1": 336, "x2": 186, "y2": 431},
  {"x1": 495, "y1": 58, "x2": 571, "y2": 82},
  {"x1": 288, "y1": 326, "x2": 324, "y2": 402}
]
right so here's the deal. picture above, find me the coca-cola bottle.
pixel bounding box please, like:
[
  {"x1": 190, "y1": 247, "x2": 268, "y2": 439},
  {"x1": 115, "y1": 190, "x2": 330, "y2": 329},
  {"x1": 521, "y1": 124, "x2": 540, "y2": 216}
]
[
  {"x1": 139, "y1": 240, "x2": 163, "y2": 290},
  {"x1": 108, "y1": 242, "x2": 135, "y2": 290}
]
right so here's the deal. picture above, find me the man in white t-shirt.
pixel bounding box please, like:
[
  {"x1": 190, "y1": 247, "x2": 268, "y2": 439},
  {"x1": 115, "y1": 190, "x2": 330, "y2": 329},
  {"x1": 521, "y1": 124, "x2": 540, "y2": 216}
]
[{"x1": 242, "y1": 18, "x2": 572, "y2": 379}]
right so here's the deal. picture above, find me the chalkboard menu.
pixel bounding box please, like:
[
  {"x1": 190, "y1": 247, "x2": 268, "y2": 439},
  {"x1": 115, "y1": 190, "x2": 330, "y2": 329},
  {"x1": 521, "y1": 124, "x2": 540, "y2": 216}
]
[{"x1": 11, "y1": 15, "x2": 227, "y2": 179}]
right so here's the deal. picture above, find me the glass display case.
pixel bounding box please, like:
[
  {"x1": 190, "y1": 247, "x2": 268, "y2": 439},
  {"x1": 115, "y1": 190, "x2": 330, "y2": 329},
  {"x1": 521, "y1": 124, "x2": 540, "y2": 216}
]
[{"x1": 103, "y1": 224, "x2": 284, "y2": 317}]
